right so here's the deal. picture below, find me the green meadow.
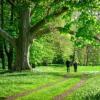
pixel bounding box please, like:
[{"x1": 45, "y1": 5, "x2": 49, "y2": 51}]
[{"x1": 0, "y1": 66, "x2": 100, "y2": 100}]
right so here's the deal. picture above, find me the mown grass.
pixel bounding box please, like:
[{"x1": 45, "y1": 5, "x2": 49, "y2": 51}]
[
  {"x1": 0, "y1": 68, "x2": 65, "y2": 97},
  {"x1": 0, "y1": 65, "x2": 100, "y2": 99},
  {"x1": 65, "y1": 74, "x2": 100, "y2": 100},
  {"x1": 17, "y1": 78, "x2": 80, "y2": 100}
]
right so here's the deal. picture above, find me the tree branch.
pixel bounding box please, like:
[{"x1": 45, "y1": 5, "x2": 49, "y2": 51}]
[
  {"x1": 30, "y1": 0, "x2": 68, "y2": 39},
  {"x1": 94, "y1": 35, "x2": 100, "y2": 41},
  {"x1": 7, "y1": 0, "x2": 15, "y2": 6},
  {"x1": 30, "y1": 0, "x2": 64, "y2": 17},
  {"x1": 0, "y1": 28, "x2": 16, "y2": 47},
  {"x1": 30, "y1": 6, "x2": 68, "y2": 34},
  {"x1": 29, "y1": 28, "x2": 50, "y2": 43},
  {"x1": 4, "y1": 41, "x2": 9, "y2": 55},
  {"x1": 29, "y1": 26, "x2": 62, "y2": 42}
]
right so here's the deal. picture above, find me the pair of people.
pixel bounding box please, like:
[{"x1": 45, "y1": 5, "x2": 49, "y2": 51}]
[{"x1": 66, "y1": 60, "x2": 78, "y2": 72}]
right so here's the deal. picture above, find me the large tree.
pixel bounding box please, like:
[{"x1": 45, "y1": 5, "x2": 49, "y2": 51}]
[
  {"x1": 0, "y1": 0, "x2": 68, "y2": 71},
  {"x1": 0, "y1": 0, "x2": 99, "y2": 71}
]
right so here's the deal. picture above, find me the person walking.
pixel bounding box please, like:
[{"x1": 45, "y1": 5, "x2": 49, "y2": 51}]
[
  {"x1": 66, "y1": 60, "x2": 70, "y2": 72},
  {"x1": 73, "y1": 61, "x2": 78, "y2": 72}
]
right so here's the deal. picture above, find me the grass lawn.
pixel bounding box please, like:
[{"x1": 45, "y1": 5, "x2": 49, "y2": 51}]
[
  {"x1": 0, "y1": 65, "x2": 100, "y2": 100},
  {"x1": 65, "y1": 74, "x2": 100, "y2": 100},
  {"x1": 17, "y1": 78, "x2": 80, "y2": 100}
]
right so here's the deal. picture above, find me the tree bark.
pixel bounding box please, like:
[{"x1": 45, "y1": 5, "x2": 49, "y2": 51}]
[
  {"x1": 4, "y1": 42, "x2": 13, "y2": 71},
  {"x1": 13, "y1": 7, "x2": 32, "y2": 71},
  {"x1": 0, "y1": 0, "x2": 5, "y2": 69},
  {"x1": 7, "y1": 47, "x2": 13, "y2": 70},
  {"x1": 14, "y1": 38, "x2": 32, "y2": 71},
  {"x1": 0, "y1": 28, "x2": 16, "y2": 47},
  {"x1": 85, "y1": 45, "x2": 90, "y2": 66}
]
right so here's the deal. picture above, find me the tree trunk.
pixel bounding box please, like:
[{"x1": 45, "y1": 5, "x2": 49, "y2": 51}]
[
  {"x1": 86, "y1": 45, "x2": 89, "y2": 66},
  {"x1": 13, "y1": 38, "x2": 32, "y2": 71},
  {"x1": 5, "y1": 51, "x2": 13, "y2": 71},
  {"x1": 7, "y1": 4, "x2": 14, "y2": 71},
  {"x1": 0, "y1": 0, "x2": 5, "y2": 69},
  {"x1": 13, "y1": 7, "x2": 32, "y2": 71},
  {"x1": 4, "y1": 4, "x2": 14, "y2": 71},
  {"x1": 1, "y1": 51, "x2": 5, "y2": 69}
]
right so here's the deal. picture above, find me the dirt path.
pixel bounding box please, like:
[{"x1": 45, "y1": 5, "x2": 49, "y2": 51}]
[
  {"x1": 53, "y1": 75, "x2": 87, "y2": 100},
  {"x1": 5, "y1": 74, "x2": 88, "y2": 100},
  {"x1": 5, "y1": 77, "x2": 67, "y2": 100}
]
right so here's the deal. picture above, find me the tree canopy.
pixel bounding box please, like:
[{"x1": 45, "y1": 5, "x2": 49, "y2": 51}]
[{"x1": 0, "y1": 0, "x2": 100, "y2": 71}]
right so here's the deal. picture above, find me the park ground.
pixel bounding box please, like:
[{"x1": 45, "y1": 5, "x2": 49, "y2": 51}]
[{"x1": 0, "y1": 65, "x2": 100, "y2": 100}]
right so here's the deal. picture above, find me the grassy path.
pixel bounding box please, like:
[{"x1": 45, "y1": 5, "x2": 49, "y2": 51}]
[
  {"x1": 5, "y1": 74, "x2": 82, "y2": 100},
  {"x1": 0, "y1": 66, "x2": 99, "y2": 100},
  {"x1": 65, "y1": 74, "x2": 100, "y2": 100},
  {"x1": 53, "y1": 74, "x2": 87, "y2": 100},
  {"x1": 5, "y1": 74, "x2": 92, "y2": 100},
  {"x1": 5, "y1": 76, "x2": 67, "y2": 100},
  {"x1": 53, "y1": 74, "x2": 98, "y2": 100}
]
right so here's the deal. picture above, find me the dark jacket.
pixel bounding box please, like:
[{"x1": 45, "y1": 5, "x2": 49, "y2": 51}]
[{"x1": 66, "y1": 60, "x2": 70, "y2": 67}]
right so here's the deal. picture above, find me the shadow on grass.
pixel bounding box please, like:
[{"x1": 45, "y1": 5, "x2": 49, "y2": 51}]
[
  {"x1": 0, "y1": 71, "x2": 94, "y2": 85},
  {"x1": 4, "y1": 71, "x2": 93, "y2": 79},
  {"x1": 6, "y1": 72, "x2": 65, "y2": 77},
  {"x1": 0, "y1": 70, "x2": 10, "y2": 74},
  {"x1": 48, "y1": 64, "x2": 64, "y2": 67},
  {"x1": 84, "y1": 92, "x2": 100, "y2": 100},
  {"x1": 0, "y1": 97, "x2": 6, "y2": 100}
]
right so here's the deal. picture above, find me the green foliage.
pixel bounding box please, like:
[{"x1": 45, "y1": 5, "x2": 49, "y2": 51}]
[
  {"x1": 0, "y1": 0, "x2": 100, "y2": 70},
  {"x1": 30, "y1": 33, "x2": 73, "y2": 65},
  {"x1": 75, "y1": 46, "x2": 100, "y2": 65},
  {"x1": 76, "y1": 11, "x2": 99, "y2": 38},
  {"x1": 71, "y1": 10, "x2": 100, "y2": 47},
  {"x1": 30, "y1": 37, "x2": 54, "y2": 65}
]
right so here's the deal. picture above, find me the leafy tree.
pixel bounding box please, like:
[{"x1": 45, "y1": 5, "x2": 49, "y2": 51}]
[
  {"x1": 0, "y1": 0, "x2": 68, "y2": 71},
  {"x1": 0, "y1": 0, "x2": 99, "y2": 71}
]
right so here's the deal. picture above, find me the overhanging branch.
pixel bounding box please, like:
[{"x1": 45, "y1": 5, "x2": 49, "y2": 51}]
[
  {"x1": 30, "y1": 6, "x2": 68, "y2": 34},
  {"x1": 29, "y1": 26, "x2": 62, "y2": 42},
  {"x1": 0, "y1": 28, "x2": 16, "y2": 47},
  {"x1": 94, "y1": 35, "x2": 100, "y2": 41},
  {"x1": 7, "y1": 0, "x2": 15, "y2": 6},
  {"x1": 30, "y1": 0, "x2": 64, "y2": 17},
  {"x1": 29, "y1": 28, "x2": 50, "y2": 42}
]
